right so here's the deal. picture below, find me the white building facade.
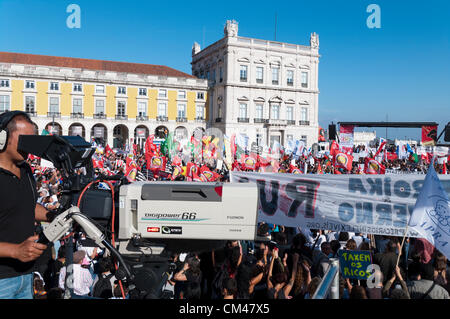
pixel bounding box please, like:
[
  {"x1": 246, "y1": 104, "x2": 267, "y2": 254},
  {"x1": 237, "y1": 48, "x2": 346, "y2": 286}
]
[{"x1": 191, "y1": 20, "x2": 320, "y2": 149}]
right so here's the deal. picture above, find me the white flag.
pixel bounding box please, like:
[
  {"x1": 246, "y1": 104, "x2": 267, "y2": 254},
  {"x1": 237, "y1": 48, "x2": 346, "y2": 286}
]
[{"x1": 409, "y1": 163, "x2": 450, "y2": 259}]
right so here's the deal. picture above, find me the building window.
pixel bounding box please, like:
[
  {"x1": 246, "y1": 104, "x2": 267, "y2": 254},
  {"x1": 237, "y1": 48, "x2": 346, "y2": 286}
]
[
  {"x1": 0, "y1": 79, "x2": 10, "y2": 88},
  {"x1": 196, "y1": 105, "x2": 205, "y2": 119},
  {"x1": 240, "y1": 65, "x2": 248, "y2": 82},
  {"x1": 211, "y1": 69, "x2": 216, "y2": 84},
  {"x1": 287, "y1": 106, "x2": 294, "y2": 121},
  {"x1": 178, "y1": 90, "x2": 186, "y2": 99},
  {"x1": 271, "y1": 103, "x2": 280, "y2": 120},
  {"x1": 25, "y1": 96, "x2": 35, "y2": 113},
  {"x1": 239, "y1": 103, "x2": 247, "y2": 118},
  {"x1": 50, "y1": 82, "x2": 59, "y2": 91},
  {"x1": 95, "y1": 100, "x2": 105, "y2": 114},
  {"x1": 138, "y1": 101, "x2": 147, "y2": 116},
  {"x1": 25, "y1": 80, "x2": 35, "y2": 89},
  {"x1": 73, "y1": 98, "x2": 83, "y2": 114},
  {"x1": 139, "y1": 88, "x2": 147, "y2": 96},
  {"x1": 287, "y1": 70, "x2": 294, "y2": 86},
  {"x1": 301, "y1": 72, "x2": 308, "y2": 88},
  {"x1": 95, "y1": 85, "x2": 105, "y2": 94},
  {"x1": 301, "y1": 107, "x2": 308, "y2": 121},
  {"x1": 219, "y1": 67, "x2": 223, "y2": 82},
  {"x1": 158, "y1": 102, "x2": 167, "y2": 116},
  {"x1": 287, "y1": 134, "x2": 294, "y2": 141},
  {"x1": 0, "y1": 95, "x2": 10, "y2": 112},
  {"x1": 177, "y1": 103, "x2": 186, "y2": 118},
  {"x1": 197, "y1": 92, "x2": 204, "y2": 100},
  {"x1": 158, "y1": 89, "x2": 167, "y2": 98},
  {"x1": 117, "y1": 101, "x2": 126, "y2": 116},
  {"x1": 117, "y1": 86, "x2": 126, "y2": 95},
  {"x1": 255, "y1": 103, "x2": 263, "y2": 119},
  {"x1": 218, "y1": 104, "x2": 223, "y2": 118},
  {"x1": 49, "y1": 97, "x2": 59, "y2": 113},
  {"x1": 73, "y1": 83, "x2": 83, "y2": 92},
  {"x1": 271, "y1": 67, "x2": 279, "y2": 85},
  {"x1": 256, "y1": 67, "x2": 264, "y2": 84}
]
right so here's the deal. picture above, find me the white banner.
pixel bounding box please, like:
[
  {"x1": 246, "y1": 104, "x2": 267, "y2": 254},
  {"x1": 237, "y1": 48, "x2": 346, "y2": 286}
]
[{"x1": 231, "y1": 172, "x2": 450, "y2": 238}]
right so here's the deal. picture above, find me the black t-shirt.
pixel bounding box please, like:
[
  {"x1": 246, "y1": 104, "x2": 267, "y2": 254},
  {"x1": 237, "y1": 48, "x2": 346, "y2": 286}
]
[{"x1": 0, "y1": 163, "x2": 38, "y2": 279}]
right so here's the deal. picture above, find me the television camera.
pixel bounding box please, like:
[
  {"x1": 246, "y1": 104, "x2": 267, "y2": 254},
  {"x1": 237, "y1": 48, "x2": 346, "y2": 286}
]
[{"x1": 18, "y1": 134, "x2": 264, "y2": 299}]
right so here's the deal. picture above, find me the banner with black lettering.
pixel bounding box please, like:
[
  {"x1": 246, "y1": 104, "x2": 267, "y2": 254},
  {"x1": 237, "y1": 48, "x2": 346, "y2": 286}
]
[{"x1": 231, "y1": 172, "x2": 450, "y2": 238}]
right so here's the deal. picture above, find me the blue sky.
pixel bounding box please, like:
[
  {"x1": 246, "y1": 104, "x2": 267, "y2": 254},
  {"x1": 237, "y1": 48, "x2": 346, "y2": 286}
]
[{"x1": 0, "y1": 0, "x2": 449, "y2": 141}]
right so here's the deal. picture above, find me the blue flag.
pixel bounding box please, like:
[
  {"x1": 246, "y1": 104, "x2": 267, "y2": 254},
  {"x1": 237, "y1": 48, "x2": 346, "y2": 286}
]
[{"x1": 409, "y1": 163, "x2": 450, "y2": 259}]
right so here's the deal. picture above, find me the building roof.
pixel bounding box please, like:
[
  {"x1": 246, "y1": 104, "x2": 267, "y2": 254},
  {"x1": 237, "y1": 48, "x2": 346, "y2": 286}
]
[{"x1": 0, "y1": 51, "x2": 196, "y2": 79}]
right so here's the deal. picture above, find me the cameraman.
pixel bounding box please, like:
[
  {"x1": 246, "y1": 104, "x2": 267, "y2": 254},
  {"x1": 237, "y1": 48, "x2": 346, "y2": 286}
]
[{"x1": 0, "y1": 111, "x2": 53, "y2": 299}]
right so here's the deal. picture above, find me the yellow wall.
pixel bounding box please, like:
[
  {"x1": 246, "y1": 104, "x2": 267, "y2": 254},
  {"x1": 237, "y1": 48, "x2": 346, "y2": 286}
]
[
  {"x1": 11, "y1": 80, "x2": 23, "y2": 111},
  {"x1": 60, "y1": 82, "x2": 71, "y2": 116},
  {"x1": 148, "y1": 89, "x2": 157, "y2": 118},
  {"x1": 187, "y1": 91, "x2": 196, "y2": 121},
  {"x1": 36, "y1": 81, "x2": 48, "y2": 116},
  {"x1": 127, "y1": 87, "x2": 137, "y2": 119},
  {"x1": 106, "y1": 85, "x2": 116, "y2": 118},
  {"x1": 83, "y1": 84, "x2": 94, "y2": 117},
  {"x1": 167, "y1": 90, "x2": 177, "y2": 120}
]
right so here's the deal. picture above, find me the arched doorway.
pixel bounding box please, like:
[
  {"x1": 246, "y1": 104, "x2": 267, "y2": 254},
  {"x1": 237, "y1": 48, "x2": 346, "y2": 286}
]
[
  {"x1": 193, "y1": 127, "x2": 205, "y2": 140},
  {"x1": 174, "y1": 126, "x2": 188, "y2": 142},
  {"x1": 134, "y1": 125, "x2": 149, "y2": 151},
  {"x1": 45, "y1": 122, "x2": 62, "y2": 135},
  {"x1": 113, "y1": 124, "x2": 129, "y2": 150},
  {"x1": 155, "y1": 126, "x2": 169, "y2": 139},
  {"x1": 90, "y1": 123, "x2": 108, "y2": 147},
  {"x1": 69, "y1": 123, "x2": 85, "y2": 138}
]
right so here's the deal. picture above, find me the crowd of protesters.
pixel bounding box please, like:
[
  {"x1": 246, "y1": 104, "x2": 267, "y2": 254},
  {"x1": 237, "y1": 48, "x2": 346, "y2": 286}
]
[{"x1": 24, "y1": 135, "x2": 450, "y2": 299}]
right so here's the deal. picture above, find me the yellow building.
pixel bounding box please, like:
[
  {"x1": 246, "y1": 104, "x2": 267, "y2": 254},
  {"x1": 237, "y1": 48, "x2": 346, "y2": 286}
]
[{"x1": 0, "y1": 52, "x2": 208, "y2": 148}]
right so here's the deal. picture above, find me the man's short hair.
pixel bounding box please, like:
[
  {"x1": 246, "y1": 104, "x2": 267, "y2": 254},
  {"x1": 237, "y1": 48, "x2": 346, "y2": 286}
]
[{"x1": 6, "y1": 114, "x2": 35, "y2": 135}]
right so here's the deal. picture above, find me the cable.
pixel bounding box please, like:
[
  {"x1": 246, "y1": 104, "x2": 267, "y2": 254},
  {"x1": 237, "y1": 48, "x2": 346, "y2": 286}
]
[{"x1": 77, "y1": 179, "x2": 126, "y2": 299}]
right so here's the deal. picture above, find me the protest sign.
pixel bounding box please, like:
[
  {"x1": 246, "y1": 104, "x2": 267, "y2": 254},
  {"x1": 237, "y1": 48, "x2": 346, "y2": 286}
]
[
  {"x1": 231, "y1": 172, "x2": 450, "y2": 238},
  {"x1": 338, "y1": 249, "x2": 372, "y2": 280}
]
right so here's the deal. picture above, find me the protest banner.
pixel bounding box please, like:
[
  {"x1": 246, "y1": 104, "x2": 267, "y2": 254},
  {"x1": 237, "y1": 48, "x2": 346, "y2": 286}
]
[
  {"x1": 231, "y1": 171, "x2": 450, "y2": 238},
  {"x1": 338, "y1": 249, "x2": 372, "y2": 280}
]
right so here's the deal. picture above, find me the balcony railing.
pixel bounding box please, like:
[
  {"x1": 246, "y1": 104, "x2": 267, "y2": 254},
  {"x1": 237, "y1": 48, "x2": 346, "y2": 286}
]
[
  {"x1": 254, "y1": 118, "x2": 268, "y2": 124},
  {"x1": 71, "y1": 112, "x2": 84, "y2": 119},
  {"x1": 215, "y1": 117, "x2": 222, "y2": 123},
  {"x1": 136, "y1": 115, "x2": 148, "y2": 121},
  {"x1": 195, "y1": 116, "x2": 205, "y2": 122},
  {"x1": 267, "y1": 119, "x2": 287, "y2": 126},
  {"x1": 299, "y1": 120, "x2": 310, "y2": 126},
  {"x1": 157, "y1": 115, "x2": 168, "y2": 122},
  {"x1": 93, "y1": 113, "x2": 107, "y2": 119},
  {"x1": 25, "y1": 111, "x2": 37, "y2": 117},
  {"x1": 176, "y1": 117, "x2": 187, "y2": 123},
  {"x1": 287, "y1": 120, "x2": 296, "y2": 125},
  {"x1": 47, "y1": 112, "x2": 61, "y2": 118},
  {"x1": 115, "y1": 114, "x2": 128, "y2": 120},
  {"x1": 237, "y1": 117, "x2": 249, "y2": 123}
]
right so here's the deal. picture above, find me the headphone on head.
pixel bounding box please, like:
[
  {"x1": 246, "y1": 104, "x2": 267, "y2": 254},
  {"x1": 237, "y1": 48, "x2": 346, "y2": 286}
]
[{"x1": 0, "y1": 110, "x2": 31, "y2": 151}]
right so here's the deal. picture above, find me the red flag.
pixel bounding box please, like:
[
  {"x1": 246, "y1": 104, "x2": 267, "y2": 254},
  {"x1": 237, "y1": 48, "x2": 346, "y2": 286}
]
[
  {"x1": 148, "y1": 156, "x2": 166, "y2": 171},
  {"x1": 186, "y1": 162, "x2": 199, "y2": 178},
  {"x1": 330, "y1": 141, "x2": 340, "y2": 157},
  {"x1": 240, "y1": 154, "x2": 257, "y2": 170},
  {"x1": 334, "y1": 152, "x2": 353, "y2": 171},
  {"x1": 289, "y1": 164, "x2": 303, "y2": 174},
  {"x1": 318, "y1": 127, "x2": 325, "y2": 142},
  {"x1": 105, "y1": 144, "x2": 114, "y2": 157},
  {"x1": 92, "y1": 158, "x2": 104, "y2": 169},
  {"x1": 171, "y1": 165, "x2": 183, "y2": 180},
  {"x1": 364, "y1": 158, "x2": 385, "y2": 174},
  {"x1": 421, "y1": 125, "x2": 437, "y2": 146}
]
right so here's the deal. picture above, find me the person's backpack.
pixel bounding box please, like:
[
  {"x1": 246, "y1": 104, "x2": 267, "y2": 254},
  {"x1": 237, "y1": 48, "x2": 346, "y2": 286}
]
[{"x1": 92, "y1": 273, "x2": 114, "y2": 298}]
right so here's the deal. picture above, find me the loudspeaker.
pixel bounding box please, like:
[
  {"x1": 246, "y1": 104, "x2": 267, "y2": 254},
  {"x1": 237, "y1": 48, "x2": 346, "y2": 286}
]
[{"x1": 328, "y1": 124, "x2": 337, "y2": 140}]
